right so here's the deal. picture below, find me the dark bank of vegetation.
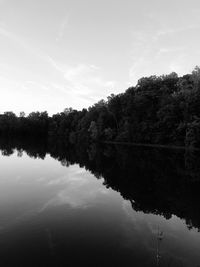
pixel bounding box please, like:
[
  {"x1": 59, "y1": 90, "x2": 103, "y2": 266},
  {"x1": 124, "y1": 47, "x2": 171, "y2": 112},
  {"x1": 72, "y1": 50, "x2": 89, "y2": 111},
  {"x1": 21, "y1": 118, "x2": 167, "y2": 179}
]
[
  {"x1": 1, "y1": 138, "x2": 200, "y2": 230},
  {"x1": 1, "y1": 67, "x2": 200, "y2": 147}
]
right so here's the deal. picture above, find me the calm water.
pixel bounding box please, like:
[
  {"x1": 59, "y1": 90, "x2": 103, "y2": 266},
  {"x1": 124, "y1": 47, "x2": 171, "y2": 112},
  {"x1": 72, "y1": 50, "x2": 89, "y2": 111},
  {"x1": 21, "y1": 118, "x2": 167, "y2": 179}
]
[{"x1": 0, "y1": 144, "x2": 200, "y2": 266}]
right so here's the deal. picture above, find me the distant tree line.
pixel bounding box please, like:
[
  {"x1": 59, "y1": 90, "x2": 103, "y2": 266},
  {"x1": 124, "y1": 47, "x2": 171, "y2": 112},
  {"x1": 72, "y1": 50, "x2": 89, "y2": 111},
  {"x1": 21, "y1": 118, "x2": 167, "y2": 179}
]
[{"x1": 1, "y1": 67, "x2": 200, "y2": 147}]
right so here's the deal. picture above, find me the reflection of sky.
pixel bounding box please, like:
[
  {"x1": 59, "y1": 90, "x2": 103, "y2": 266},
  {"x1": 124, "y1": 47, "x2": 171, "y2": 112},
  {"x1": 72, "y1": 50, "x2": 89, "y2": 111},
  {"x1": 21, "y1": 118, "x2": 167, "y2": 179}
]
[
  {"x1": 41, "y1": 167, "x2": 113, "y2": 210},
  {"x1": 0, "y1": 152, "x2": 200, "y2": 266},
  {"x1": 0, "y1": 151, "x2": 121, "y2": 226}
]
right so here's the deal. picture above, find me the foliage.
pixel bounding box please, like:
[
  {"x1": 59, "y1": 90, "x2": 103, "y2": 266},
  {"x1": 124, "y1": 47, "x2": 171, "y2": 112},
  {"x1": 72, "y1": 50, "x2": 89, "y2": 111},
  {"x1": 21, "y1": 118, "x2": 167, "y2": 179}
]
[{"x1": 1, "y1": 68, "x2": 200, "y2": 147}]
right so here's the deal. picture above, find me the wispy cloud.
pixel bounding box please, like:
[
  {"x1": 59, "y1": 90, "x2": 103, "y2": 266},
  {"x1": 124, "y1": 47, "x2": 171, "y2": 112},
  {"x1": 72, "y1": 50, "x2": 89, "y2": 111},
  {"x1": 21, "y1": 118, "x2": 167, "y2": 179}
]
[
  {"x1": 56, "y1": 15, "x2": 70, "y2": 42},
  {"x1": 129, "y1": 22, "x2": 200, "y2": 85},
  {"x1": 0, "y1": 26, "x2": 30, "y2": 50},
  {"x1": 154, "y1": 24, "x2": 200, "y2": 41},
  {"x1": 37, "y1": 59, "x2": 117, "y2": 105},
  {"x1": 0, "y1": 25, "x2": 116, "y2": 110},
  {"x1": 63, "y1": 63, "x2": 116, "y2": 103},
  {"x1": 21, "y1": 81, "x2": 50, "y2": 92},
  {"x1": 0, "y1": 25, "x2": 66, "y2": 75}
]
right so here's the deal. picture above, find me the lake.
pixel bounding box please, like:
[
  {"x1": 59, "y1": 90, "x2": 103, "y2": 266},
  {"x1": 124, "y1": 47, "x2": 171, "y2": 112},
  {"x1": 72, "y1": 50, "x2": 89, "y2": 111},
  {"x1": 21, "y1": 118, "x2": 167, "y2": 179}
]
[{"x1": 0, "y1": 141, "x2": 200, "y2": 267}]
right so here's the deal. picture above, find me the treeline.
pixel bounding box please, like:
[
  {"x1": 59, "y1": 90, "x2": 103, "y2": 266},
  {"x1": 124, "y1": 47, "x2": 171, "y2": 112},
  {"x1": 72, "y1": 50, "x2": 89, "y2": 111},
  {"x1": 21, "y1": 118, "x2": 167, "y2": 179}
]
[{"x1": 2, "y1": 67, "x2": 200, "y2": 147}]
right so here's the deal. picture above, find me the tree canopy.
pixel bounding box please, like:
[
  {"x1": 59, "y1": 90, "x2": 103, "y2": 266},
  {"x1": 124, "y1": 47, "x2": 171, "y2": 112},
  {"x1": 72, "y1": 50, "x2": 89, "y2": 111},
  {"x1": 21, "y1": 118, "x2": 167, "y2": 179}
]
[{"x1": 1, "y1": 68, "x2": 200, "y2": 148}]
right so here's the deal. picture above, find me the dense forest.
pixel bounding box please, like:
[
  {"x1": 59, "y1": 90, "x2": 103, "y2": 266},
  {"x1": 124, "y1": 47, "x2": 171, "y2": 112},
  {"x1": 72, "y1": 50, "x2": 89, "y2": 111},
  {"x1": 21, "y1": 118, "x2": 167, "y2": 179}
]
[{"x1": 1, "y1": 67, "x2": 200, "y2": 148}]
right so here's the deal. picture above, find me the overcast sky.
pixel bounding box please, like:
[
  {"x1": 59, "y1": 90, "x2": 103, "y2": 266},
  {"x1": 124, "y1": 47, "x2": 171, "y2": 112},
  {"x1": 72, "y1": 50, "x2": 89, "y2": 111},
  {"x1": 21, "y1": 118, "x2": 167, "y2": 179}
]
[{"x1": 0, "y1": 0, "x2": 200, "y2": 114}]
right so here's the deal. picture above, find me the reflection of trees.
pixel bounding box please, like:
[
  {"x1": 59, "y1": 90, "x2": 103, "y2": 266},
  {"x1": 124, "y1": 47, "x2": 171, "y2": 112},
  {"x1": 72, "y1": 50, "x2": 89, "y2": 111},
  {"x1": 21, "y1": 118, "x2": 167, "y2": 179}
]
[
  {"x1": 0, "y1": 138, "x2": 47, "y2": 159},
  {"x1": 1, "y1": 148, "x2": 14, "y2": 156},
  {"x1": 17, "y1": 149, "x2": 23, "y2": 157},
  {"x1": 1, "y1": 137, "x2": 200, "y2": 230}
]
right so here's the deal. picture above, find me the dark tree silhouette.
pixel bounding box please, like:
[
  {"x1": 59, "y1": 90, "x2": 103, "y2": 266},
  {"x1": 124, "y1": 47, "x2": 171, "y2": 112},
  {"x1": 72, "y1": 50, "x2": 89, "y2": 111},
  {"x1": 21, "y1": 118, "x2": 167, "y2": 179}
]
[{"x1": 1, "y1": 68, "x2": 200, "y2": 148}]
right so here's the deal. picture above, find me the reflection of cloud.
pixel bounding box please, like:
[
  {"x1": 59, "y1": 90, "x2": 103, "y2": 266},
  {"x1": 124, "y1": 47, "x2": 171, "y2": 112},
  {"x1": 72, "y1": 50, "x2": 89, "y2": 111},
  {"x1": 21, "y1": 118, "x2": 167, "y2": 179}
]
[
  {"x1": 40, "y1": 166, "x2": 109, "y2": 211},
  {"x1": 47, "y1": 171, "x2": 86, "y2": 186}
]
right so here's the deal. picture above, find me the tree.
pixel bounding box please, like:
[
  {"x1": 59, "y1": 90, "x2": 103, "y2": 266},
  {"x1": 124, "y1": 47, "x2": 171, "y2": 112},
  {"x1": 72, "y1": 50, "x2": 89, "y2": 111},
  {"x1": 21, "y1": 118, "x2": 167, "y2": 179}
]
[{"x1": 88, "y1": 121, "x2": 98, "y2": 140}]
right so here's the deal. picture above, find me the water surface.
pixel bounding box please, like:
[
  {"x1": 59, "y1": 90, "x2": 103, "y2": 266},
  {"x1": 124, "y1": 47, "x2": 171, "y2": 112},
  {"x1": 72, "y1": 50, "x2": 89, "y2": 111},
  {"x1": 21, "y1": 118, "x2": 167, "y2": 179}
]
[{"x1": 0, "y1": 145, "x2": 200, "y2": 267}]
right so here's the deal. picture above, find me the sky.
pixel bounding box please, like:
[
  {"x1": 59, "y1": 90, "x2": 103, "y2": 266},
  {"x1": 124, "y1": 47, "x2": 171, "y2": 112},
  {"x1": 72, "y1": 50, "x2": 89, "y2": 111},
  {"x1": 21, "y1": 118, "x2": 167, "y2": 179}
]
[{"x1": 1, "y1": 0, "x2": 200, "y2": 115}]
